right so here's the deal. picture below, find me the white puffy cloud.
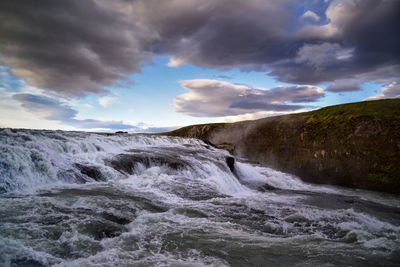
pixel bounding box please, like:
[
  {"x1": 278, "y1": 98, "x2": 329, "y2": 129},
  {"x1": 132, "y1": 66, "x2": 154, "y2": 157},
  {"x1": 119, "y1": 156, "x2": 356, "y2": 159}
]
[
  {"x1": 364, "y1": 82, "x2": 400, "y2": 101},
  {"x1": 98, "y1": 95, "x2": 119, "y2": 107},
  {"x1": 295, "y1": 43, "x2": 354, "y2": 70},
  {"x1": 174, "y1": 79, "x2": 324, "y2": 117},
  {"x1": 300, "y1": 10, "x2": 320, "y2": 22}
]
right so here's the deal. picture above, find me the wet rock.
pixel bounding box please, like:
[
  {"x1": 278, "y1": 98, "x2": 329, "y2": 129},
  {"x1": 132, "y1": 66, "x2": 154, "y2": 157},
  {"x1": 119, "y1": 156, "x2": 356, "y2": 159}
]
[
  {"x1": 172, "y1": 208, "x2": 209, "y2": 218},
  {"x1": 226, "y1": 156, "x2": 235, "y2": 173},
  {"x1": 57, "y1": 170, "x2": 88, "y2": 184},
  {"x1": 167, "y1": 177, "x2": 228, "y2": 201},
  {"x1": 100, "y1": 212, "x2": 131, "y2": 225},
  {"x1": 74, "y1": 164, "x2": 107, "y2": 182},
  {"x1": 0, "y1": 187, "x2": 6, "y2": 194},
  {"x1": 257, "y1": 183, "x2": 277, "y2": 191},
  {"x1": 38, "y1": 215, "x2": 68, "y2": 226},
  {"x1": 237, "y1": 179, "x2": 277, "y2": 192},
  {"x1": 215, "y1": 143, "x2": 235, "y2": 154},
  {"x1": 108, "y1": 153, "x2": 186, "y2": 174},
  {"x1": 173, "y1": 189, "x2": 227, "y2": 201},
  {"x1": 11, "y1": 257, "x2": 45, "y2": 267},
  {"x1": 83, "y1": 220, "x2": 125, "y2": 240},
  {"x1": 202, "y1": 140, "x2": 214, "y2": 149}
]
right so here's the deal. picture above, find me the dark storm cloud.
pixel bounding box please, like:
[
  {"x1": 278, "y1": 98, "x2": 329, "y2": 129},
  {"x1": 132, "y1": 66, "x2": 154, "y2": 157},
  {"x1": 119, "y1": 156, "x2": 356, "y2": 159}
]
[
  {"x1": 132, "y1": 0, "x2": 298, "y2": 68},
  {"x1": 128, "y1": 0, "x2": 400, "y2": 85},
  {"x1": 173, "y1": 79, "x2": 324, "y2": 117},
  {"x1": 0, "y1": 0, "x2": 303, "y2": 96},
  {"x1": 0, "y1": 0, "x2": 153, "y2": 96},
  {"x1": 270, "y1": 0, "x2": 400, "y2": 84},
  {"x1": 1, "y1": 0, "x2": 399, "y2": 96},
  {"x1": 13, "y1": 94, "x2": 140, "y2": 130}
]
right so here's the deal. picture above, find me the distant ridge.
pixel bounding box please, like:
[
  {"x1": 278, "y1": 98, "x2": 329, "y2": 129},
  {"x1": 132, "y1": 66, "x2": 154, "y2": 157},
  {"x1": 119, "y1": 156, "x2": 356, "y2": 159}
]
[{"x1": 163, "y1": 99, "x2": 400, "y2": 194}]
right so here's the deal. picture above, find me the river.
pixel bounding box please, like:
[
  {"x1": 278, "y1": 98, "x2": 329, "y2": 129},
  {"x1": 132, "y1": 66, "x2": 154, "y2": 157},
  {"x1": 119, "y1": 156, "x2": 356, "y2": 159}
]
[{"x1": 0, "y1": 129, "x2": 399, "y2": 266}]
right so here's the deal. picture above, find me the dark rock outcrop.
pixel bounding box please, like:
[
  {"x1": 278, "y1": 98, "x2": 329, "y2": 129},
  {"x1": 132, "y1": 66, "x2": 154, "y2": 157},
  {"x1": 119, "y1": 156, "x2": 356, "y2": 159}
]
[
  {"x1": 164, "y1": 99, "x2": 400, "y2": 194},
  {"x1": 74, "y1": 164, "x2": 107, "y2": 182},
  {"x1": 107, "y1": 153, "x2": 186, "y2": 175},
  {"x1": 226, "y1": 156, "x2": 235, "y2": 173},
  {"x1": 115, "y1": 131, "x2": 128, "y2": 134},
  {"x1": 216, "y1": 143, "x2": 235, "y2": 154}
]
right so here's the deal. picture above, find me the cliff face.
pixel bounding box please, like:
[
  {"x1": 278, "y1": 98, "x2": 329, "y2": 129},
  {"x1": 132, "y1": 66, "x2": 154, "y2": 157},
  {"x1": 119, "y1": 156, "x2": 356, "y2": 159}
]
[{"x1": 165, "y1": 99, "x2": 400, "y2": 194}]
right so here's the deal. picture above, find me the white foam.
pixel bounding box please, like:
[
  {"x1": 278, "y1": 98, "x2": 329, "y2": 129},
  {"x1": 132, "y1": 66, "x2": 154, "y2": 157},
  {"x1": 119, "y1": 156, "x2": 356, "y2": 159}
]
[
  {"x1": 235, "y1": 161, "x2": 339, "y2": 193},
  {"x1": 0, "y1": 130, "x2": 211, "y2": 193}
]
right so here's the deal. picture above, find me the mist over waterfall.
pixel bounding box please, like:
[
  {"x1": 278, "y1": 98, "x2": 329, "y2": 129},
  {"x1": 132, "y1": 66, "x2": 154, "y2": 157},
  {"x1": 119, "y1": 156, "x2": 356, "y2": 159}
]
[{"x1": 1, "y1": 129, "x2": 400, "y2": 266}]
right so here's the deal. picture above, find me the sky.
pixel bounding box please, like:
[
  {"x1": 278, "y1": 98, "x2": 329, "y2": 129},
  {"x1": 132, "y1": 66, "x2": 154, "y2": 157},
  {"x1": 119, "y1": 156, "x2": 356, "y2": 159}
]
[{"x1": 0, "y1": 0, "x2": 399, "y2": 132}]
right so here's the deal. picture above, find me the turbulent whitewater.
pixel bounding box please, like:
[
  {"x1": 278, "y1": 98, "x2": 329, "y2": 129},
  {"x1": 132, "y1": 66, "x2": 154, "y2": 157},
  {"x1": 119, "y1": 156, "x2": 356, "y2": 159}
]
[{"x1": 0, "y1": 129, "x2": 399, "y2": 266}]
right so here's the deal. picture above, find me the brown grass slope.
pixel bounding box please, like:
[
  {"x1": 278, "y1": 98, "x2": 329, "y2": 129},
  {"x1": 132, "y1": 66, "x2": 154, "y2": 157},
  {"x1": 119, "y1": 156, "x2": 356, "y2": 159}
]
[{"x1": 163, "y1": 99, "x2": 400, "y2": 194}]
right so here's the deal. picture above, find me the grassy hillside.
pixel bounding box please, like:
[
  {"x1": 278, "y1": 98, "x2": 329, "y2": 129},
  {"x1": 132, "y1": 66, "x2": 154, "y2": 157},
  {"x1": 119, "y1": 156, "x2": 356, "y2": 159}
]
[{"x1": 164, "y1": 99, "x2": 400, "y2": 194}]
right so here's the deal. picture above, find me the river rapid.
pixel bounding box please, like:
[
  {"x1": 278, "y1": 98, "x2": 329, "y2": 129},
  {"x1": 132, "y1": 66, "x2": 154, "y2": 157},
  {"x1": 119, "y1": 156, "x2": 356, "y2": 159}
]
[{"x1": 0, "y1": 129, "x2": 399, "y2": 266}]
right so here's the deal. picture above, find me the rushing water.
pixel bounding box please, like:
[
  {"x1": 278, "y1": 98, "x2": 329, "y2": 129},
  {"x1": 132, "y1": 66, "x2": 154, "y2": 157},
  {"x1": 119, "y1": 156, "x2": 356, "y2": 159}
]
[{"x1": 0, "y1": 128, "x2": 399, "y2": 266}]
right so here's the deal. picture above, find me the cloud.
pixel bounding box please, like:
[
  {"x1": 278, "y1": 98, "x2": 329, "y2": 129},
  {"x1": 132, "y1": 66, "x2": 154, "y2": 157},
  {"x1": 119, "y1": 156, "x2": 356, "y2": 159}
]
[
  {"x1": 0, "y1": 0, "x2": 399, "y2": 96},
  {"x1": 295, "y1": 43, "x2": 354, "y2": 70},
  {"x1": 13, "y1": 94, "x2": 77, "y2": 121},
  {"x1": 147, "y1": 0, "x2": 298, "y2": 69},
  {"x1": 300, "y1": 10, "x2": 320, "y2": 22},
  {"x1": 364, "y1": 82, "x2": 400, "y2": 101},
  {"x1": 382, "y1": 82, "x2": 400, "y2": 98},
  {"x1": 326, "y1": 80, "x2": 361, "y2": 92},
  {"x1": 13, "y1": 94, "x2": 140, "y2": 130},
  {"x1": 98, "y1": 95, "x2": 119, "y2": 107},
  {"x1": 0, "y1": 0, "x2": 153, "y2": 96},
  {"x1": 273, "y1": 0, "x2": 400, "y2": 84},
  {"x1": 214, "y1": 74, "x2": 233, "y2": 80},
  {"x1": 174, "y1": 79, "x2": 324, "y2": 117},
  {"x1": 82, "y1": 104, "x2": 94, "y2": 109}
]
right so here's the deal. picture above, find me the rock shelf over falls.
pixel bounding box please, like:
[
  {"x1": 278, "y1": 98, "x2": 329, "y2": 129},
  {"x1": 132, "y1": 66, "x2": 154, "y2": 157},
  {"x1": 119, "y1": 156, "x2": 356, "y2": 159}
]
[{"x1": 164, "y1": 99, "x2": 400, "y2": 194}]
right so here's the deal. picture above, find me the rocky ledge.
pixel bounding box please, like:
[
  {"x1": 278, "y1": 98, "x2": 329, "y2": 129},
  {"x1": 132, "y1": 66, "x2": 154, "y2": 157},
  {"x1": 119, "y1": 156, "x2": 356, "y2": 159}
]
[{"x1": 163, "y1": 99, "x2": 400, "y2": 194}]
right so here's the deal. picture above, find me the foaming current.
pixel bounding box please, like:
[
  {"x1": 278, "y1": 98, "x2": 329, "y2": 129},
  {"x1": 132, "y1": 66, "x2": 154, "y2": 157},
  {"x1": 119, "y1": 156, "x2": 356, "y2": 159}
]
[{"x1": 0, "y1": 129, "x2": 399, "y2": 266}]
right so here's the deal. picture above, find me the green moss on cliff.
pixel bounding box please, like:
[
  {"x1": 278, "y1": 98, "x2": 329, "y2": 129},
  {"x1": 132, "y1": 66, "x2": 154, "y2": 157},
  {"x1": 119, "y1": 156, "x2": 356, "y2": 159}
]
[
  {"x1": 303, "y1": 99, "x2": 400, "y2": 138},
  {"x1": 162, "y1": 99, "x2": 400, "y2": 194}
]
